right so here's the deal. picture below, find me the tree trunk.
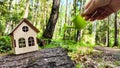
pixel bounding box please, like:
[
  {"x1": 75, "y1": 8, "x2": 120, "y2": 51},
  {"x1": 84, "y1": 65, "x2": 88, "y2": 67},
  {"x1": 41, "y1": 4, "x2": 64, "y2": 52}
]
[
  {"x1": 76, "y1": 0, "x2": 83, "y2": 42},
  {"x1": 63, "y1": 0, "x2": 68, "y2": 40},
  {"x1": 114, "y1": 13, "x2": 118, "y2": 46},
  {"x1": 42, "y1": 0, "x2": 60, "y2": 39},
  {"x1": 106, "y1": 17, "x2": 110, "y2": 47},
  {"x1": 24, "y1": 0, "x2": 30, "y2": 18},
  {"x1": 73, "y1": 0, "x2": 76, "y2": 15},
  {"x1": 76, "y1": 30, "x2": 81, "y2": 42},
  {"x1": 92, "y1": 21, "x2": 96, "y2": 44},
  {"x1": 0, "y1": 48, "x2": 74, "y2": 68},
  {"x1": 65, "y1": 0, "x2": 68, "y2": 24},
  {"x1": 4, "y1": 0, "x2": 12, "y2": 34}
]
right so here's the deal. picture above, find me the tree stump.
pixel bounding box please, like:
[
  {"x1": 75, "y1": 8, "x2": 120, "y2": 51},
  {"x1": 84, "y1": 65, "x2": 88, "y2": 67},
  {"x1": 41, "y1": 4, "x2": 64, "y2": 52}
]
[{"x1": 0, "y1": 47, "x2": 75, "y2": 68}]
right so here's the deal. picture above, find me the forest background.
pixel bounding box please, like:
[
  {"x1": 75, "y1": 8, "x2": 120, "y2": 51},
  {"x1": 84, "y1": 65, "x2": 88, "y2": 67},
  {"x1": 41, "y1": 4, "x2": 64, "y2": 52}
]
[{"x1": 0, "y1": 0, "x2": 120, "y2": 67}]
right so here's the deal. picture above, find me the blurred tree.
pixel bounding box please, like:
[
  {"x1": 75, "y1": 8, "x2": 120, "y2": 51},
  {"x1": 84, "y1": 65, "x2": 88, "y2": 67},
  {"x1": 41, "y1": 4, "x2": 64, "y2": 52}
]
[
  {"x1": 63, "y1": 0, "x2": 68, "y2": 40},
  {"x1": 76, "y1": 0, "x2": 84, "y2": 42},
  {"x1": 42, "y1": 0, "x2": 60, "y2": 39},
  {"x1": 114, "y1": 13, "x2": 118, "y2": 46},
  {"x1": 106, "y1": 17, "x2": 110, "y2": 47},
  {"x1": 24, "y1": 0, "x2": 30, "y2": 18}
]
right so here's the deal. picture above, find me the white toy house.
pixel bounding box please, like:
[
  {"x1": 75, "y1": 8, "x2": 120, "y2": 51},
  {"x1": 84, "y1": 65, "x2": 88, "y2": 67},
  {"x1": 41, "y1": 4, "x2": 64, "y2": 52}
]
[{"x1": 9, "y1": 18, "x2": 39, "y2": 54}]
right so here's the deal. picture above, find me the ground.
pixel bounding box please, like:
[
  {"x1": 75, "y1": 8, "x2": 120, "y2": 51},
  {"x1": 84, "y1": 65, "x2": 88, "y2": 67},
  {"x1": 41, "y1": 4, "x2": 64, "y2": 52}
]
[
  {"x1": 76, "y1": 46, "x2": 120, "y2": 68},
  {"x1": 1, "y1": 45, "x2": 120, "y2": 68},
  {"x1": 0, "y1": 47, "x2": 75, "y2": 68}
]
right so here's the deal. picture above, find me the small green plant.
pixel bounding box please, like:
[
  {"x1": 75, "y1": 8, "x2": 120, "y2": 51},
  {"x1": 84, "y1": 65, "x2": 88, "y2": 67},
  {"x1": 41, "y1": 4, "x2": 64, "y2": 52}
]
[
  {"x1": 114, "y1": 61, "x2": 120, "y2": 66},
  {"x1": 41, "y1": 39, "x2": 95, "y2": 65},
  {"x1": 0, "y1": 36, "x2": 12, "y2": 53},
  {"x1": 97, "y1": 58, "x2": 103, "y2": 62},
  {"x1": 98, "y1": 64, "x2": 107, "y2": 68},
  {"x1": 76, "y1": 63, "x2": 82, "y2": 68}
]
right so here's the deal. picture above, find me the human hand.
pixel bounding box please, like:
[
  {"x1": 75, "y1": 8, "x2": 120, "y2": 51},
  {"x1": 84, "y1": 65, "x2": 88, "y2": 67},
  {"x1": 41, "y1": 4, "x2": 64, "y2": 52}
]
[{"x1": 82, "y1": 0, "x2": 120, "y2": 21}]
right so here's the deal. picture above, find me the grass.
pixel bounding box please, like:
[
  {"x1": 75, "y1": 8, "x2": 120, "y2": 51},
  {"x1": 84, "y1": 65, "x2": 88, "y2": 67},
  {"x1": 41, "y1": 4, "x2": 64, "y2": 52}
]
[
  {"x1": 0, "y1": 38, "x2": 96, "y2": 67},
  {"x1": 114, "y1": 61, "x2": 120, "y2": 66},
  {"x1": 75, "y1": 63, "x2": 82, "y2": 68},
  {"x1": 41, "y1": 39, "x2": 95, "y2": 65}
]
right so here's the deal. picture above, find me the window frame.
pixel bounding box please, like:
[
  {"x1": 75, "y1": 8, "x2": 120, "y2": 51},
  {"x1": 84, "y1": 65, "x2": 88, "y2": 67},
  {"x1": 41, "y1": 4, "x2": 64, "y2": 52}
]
[
  {"x1": 22, "y1": 26, "x2": 29, "y2": 32},
  {"x1": 28, "y1": 37, "x2": 35, "y2": 46},
  {"x1": 18, "y1": 38, "x2": 26, "y2": 48}
]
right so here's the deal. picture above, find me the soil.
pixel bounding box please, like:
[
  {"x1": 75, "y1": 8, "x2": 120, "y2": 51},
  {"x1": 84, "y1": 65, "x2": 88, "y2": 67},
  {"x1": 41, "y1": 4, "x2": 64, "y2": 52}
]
[{"x1": 78, "y1": 46, "x2": 120, "y2": 68}]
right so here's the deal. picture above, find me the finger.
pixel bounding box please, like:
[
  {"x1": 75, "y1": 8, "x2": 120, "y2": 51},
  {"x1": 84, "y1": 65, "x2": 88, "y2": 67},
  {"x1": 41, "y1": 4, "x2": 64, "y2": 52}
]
[
  {"x1": 96, "y1": 10, "x2": 107, "y2": 20},
  {"x1": 89, "y1": 14, "x2": 98, "y2": 21},
  {"x1": 90, "y1": 9, "x2": 103, "y2": 21},
  {"x1": 84, "y1": 0, "x2": 98, "y2": 15},
  {"x1": 97, "y1": 6, "x2": 114, "y2": 20},
  {"x1": 85, "y1": 0, "x2": 93, "y2": 9},
  {"x1": 90, "y1": 17, "x2": 97, "y2": 21},
  {"x1": 97, "y1": 12, "x2": 111, "y2": 20},
  {"x1": 89, "y1": 12, "x2": 98, "y2": 21},
  {"x1": 81, "y1": 13, "x2": 85, "y2": 17},
  {"x1": 81, "y1": 0, "x2": 92, "y2": 17},
  {"x1": 96, "y1": 12, "x2": 109, "y2": 20},
  {"x1": 85, "y1": 15, "x2": 91, "y2": 20},
  {"x1": 97, "y1": 12, "x2": 110, "y2": 20},
  {"x1": 97, "y1": 16, "x2": 107, "y2": 20},
  {"x1": 90, "y1": 7, "x2": 107, "y2": 20}
]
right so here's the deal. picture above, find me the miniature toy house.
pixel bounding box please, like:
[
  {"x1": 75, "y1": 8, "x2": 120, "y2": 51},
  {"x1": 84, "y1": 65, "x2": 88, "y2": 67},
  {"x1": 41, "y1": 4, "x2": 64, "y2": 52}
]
[{"x1": 9, "y1": 18, "x2": 39, "y2": 54}]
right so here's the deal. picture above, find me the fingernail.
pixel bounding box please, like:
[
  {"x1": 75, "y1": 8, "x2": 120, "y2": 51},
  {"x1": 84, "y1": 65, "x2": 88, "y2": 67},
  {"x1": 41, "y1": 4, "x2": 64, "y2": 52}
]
[
  {"x1": 81, "y1": 13, "x2": 84, "y2": 17},
  {"x1": 84, "y1": 10, "x2": 88, "y2": 14},
  {"x1": 85, "y1": 17, "x2": 89, "y2": 20},
  {"x1": 90, "y1": 18, "x2": 95, "y2": 21}
]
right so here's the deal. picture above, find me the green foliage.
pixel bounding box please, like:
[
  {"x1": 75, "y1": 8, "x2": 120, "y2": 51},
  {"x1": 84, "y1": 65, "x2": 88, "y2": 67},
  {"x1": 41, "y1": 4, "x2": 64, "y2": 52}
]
[
  {"x1": 41, "y1": 39, "x2": 95, "y2": 58},
  {"x1": 114, "y1": 61, "x2": 120, "y2": 66},
  {"x1": 0, "y1": 23, "x2": 3, "y2": 33},
  {"x1": 0, "y1": 36, "x2": 12, "y2": 53},
  {"x1": 42, "y1": 39, "x2": 95, "y2": 50},
  {"x1": 76, "y1": 63, "x2": 82, "y2": 68},
  {"x1": 41, "y1": 39, "x2": 95, "y2": 66},
  {"x1": 41, "y1": 42, "x2": 60, "y2": 49}
]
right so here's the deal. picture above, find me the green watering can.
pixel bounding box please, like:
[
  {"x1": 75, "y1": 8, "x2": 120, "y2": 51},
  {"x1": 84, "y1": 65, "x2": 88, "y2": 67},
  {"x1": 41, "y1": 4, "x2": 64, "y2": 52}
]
[{"x1": 73, "y1": 15, "x2": 87, "y2": 30}]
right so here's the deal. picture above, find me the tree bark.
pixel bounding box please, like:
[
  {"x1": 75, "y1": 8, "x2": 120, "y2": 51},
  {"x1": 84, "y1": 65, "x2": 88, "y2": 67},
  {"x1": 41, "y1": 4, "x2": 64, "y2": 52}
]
[
  {"x1": 76, "y1": 30, "x2": 81, "y2": 42},
  {"x1": 76, "y1": 0, "x2": 83, "y2": 42},
  {"x1": 63, "y1": 0, "x2": 68, "y2": 40},
  {"x1": 42, "y1": 0, "x2": 60, "y2": 39},
  {"x1": 4, "y1": 0, "x2": 12, "y2": 34},
  {"x1": 73, "y1": 0, "x2": 76, "y2": 15},
  {"x1": 106, "y1": 17, "x2": 110, "y2": 47},
  {"x1": 0, "y1": 48, "x2": 74, "y2": 68},
  {"x1": 24, "y1": 0, "x2": 30, "y2": 18},
  {"x1": 65, "y1": 0, "x2": 68, "y2": 24},
  {"x1": 92, "y1": 21, "x2": 96, "y2": 44},
  {"x1": 114, "y1": 13, "x2": 118, "y2": 46}
]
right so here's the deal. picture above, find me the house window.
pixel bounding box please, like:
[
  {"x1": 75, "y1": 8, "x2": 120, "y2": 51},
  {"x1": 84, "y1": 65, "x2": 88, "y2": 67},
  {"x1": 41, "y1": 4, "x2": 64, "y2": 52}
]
[
  {"x1": 18, "y1": 38, "x2": 26, "y2": 48},
  {"x1": 22, "y1": 26, "x2": 29, "y2": 32},
  {"x1": 28, "y1": 37, "x2": 35, "y2": 46}
]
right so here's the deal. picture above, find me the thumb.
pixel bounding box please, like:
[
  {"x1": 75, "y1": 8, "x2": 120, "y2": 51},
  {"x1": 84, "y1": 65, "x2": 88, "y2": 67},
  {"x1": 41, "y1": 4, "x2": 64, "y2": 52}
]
[{"x1": 84, "y1": 0, "x2": 98, "y2": 15}]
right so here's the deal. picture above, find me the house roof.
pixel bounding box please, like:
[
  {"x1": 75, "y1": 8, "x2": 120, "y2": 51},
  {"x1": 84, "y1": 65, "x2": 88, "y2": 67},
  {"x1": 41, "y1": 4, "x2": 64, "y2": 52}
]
[{"x1": 9, "y1": 18, "x2": 40, "y2": 36}]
